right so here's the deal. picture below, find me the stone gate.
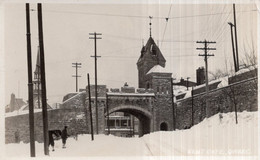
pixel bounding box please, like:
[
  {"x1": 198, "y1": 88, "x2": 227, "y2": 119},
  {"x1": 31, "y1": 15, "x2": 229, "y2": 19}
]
[{"x1": 106, "y1": 91, "x2": 154, "y2": 136}]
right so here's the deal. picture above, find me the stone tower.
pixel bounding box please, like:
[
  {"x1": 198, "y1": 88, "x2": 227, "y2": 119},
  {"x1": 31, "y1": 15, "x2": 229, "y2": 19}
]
[
  {"x1": 136, "y1": 37, "x2": 166, "y2": 88},
  {"x1": 137, "y1": 36, "x2": 174, "y2": 131},
  {"x1": 33, "y1": 47, "x2": 42, "y2": 109}
]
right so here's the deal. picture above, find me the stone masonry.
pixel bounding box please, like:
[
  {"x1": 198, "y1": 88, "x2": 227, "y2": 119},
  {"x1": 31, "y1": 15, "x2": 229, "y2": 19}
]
[{"x1": 175, "y1": 77, "x2": 257, "y2": 129}]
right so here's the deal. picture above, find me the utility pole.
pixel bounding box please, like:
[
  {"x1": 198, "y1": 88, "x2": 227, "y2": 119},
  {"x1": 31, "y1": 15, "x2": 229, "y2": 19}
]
[
  {"x1": 228, "y1": 22, "x2": 238, "y2": 72},
  {"x1": 233, "y1": 3, "x2": 239, "y2": 71},
  {"x1": 186, "y1": 77, "x2": 190, "y2": 90},
  {"x1": 106, "y1": 93, "x2": 110, "y2": 135},
  {"x1": 171, "y1": 77, "x2": 176, "y2": 130},
  {"x1": 37, "y1": 64, "x2": 40, "y2": 109},
  {"x1": 26, "y1": 3, "x2": 35, "y2": 157},
  {"x1": 37, "y1": 3, "x2": 49, "y2": 156},
  {"x1": 72, "y1": 62, "x2": 82, "y2": 92},
  {"x1": 89, "y1": 32, "x2": 102, "y2": 134},
  {"x1": 36, "y1": 46, "x2": 41, "y2": 109},
  {"x1": 196, "y1": 40, "x2": 216, "y2": 118},
  {"x1": 191, "y1": 86, "x2": 194, "y2": 126},
  {"x1": 87, "y1": 73, "x2": 94, "y2": 141}
]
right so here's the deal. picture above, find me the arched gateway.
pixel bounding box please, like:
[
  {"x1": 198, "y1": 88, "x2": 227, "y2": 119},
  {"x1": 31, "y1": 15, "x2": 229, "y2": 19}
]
[{"x1": 106, "y1": 92, "x2": 154, "y2": 137}]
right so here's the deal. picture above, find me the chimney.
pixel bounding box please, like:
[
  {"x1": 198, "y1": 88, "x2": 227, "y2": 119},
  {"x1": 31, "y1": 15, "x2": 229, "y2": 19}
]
[{"x1": 196, "y1": 67, "x2": 205, "y2": 85}]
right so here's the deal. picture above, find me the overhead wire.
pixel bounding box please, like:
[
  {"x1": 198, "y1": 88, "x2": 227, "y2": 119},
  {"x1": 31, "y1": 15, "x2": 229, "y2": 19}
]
[
  {"x1": 211, "y1": 4, "x2": 228, "y2": 39},
  {"x1": 160, "y1": 4, "x2": 172, "y2": 48},
  {"x1": 33, "y1": 9, "x2": 257, "y2": 20}
]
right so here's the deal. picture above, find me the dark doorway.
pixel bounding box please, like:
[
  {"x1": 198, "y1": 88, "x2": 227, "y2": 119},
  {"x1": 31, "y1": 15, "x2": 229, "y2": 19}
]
[{"x1": 160, "y1": 122, "x2": 168, "y2": 131}]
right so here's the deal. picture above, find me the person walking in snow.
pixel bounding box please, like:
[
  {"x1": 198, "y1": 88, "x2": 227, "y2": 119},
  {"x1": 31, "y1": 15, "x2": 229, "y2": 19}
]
[
  {"x1": 61, "y1": 126, "x2": 69, "y2": 148},
  {"x1": 49, "y1": 130, "x2": 61, "y2": 151}
]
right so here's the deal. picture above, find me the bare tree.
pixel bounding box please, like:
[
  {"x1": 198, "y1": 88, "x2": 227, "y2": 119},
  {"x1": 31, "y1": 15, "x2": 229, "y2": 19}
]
[
  {"x1": 208, "y1": 41, "x2": 257, "y2": 124},
  {"x1": 209, "y1": 69, "x2": 229, "y2": 81}
]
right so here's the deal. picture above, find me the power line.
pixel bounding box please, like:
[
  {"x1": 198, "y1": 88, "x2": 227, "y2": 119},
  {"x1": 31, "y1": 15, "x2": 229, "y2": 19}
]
[
  {"x1": 32, "y1": 9, "x2": 257, "y2": 20},
  {"x1": 211, "y1": 4, "x2": 228, "y2": 39},
  {"x1": 168, "y1": 9, "x2": 256, "y2": 19},
  {"x1": 161, "y1": 4, "x2": 172, "y2": 47}
]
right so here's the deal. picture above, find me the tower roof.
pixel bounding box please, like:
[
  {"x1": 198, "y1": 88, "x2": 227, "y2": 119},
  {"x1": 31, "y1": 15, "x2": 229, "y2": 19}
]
[{"x1": 137, "y1": 37, "x2": 166, "y2": 66}]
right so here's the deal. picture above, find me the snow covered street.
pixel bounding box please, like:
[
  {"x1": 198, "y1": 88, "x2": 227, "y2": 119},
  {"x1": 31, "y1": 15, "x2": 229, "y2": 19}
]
[{"x1": 5, "y1": 111, "x2": 258, "y2": 157}]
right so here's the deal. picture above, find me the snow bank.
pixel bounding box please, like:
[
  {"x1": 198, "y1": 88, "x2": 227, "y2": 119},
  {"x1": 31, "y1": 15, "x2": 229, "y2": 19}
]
[
  {"x1": 5, "y1": 111, "x2": 258, "y2": 157},
  {"x1": 143, "y1": 111, "x2": 258, "y2": 156}
]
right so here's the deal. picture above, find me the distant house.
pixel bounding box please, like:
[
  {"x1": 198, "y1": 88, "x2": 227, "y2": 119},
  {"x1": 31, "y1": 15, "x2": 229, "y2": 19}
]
[
  {"x1": 5, "y1": 93, "x2": 52, "y2": 113},
  {"x1": 5, "y1": 93, "x2": 27, "y2": 113}
]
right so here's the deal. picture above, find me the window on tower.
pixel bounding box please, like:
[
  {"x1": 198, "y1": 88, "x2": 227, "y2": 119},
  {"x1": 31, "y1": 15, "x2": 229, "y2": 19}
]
[{"x1": 146, "y1": 82, "x2": 150, "y2": 89}]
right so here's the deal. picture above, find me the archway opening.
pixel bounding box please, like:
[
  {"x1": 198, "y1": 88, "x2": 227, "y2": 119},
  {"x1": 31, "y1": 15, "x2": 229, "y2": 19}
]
[
  {"x1": 105, "y1": 111, "x2": 138, "y2": 137},
  {"x1": 106, "y1": 107, "x2": 152, "y2": 137},
  {"x1": 160, "y1": 122, "x2": 168, "y2": 131}
]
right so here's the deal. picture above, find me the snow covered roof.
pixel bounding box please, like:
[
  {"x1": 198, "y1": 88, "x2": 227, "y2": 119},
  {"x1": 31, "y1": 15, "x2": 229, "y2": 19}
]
[
  {"x1": 107, "y1": 92, "x2": 154, "y2": 96},
  {"x1": 5, "y1": 108, "x2": 43, "y2": 118},
  {"x1": 146, "y1": 65, "x2": 171, "y2": 75},
  {"x1": 235, "y1": 65, "x2": 257, "y2": 75},
  {"x1": 62, "y1": 92, "x2": 85, "y2": 104}
]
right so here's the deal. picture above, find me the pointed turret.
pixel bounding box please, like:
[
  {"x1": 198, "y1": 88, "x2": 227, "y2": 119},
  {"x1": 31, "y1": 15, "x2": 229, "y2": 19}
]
[
  {"x1": 33, "y1": 47, "x2": 42, "y2": 109},
  {"x1": 137, "y1": 37, "x2": 166, "y2": 88},
  {"x1": 34, "y1": 46, "x2": 41, "y2": 79}
]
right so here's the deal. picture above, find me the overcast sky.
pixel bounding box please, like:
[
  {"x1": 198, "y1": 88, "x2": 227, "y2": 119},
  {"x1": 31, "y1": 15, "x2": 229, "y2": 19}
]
[{"x1": 1, "y1": 1, "x2": 258, "y2": 106}]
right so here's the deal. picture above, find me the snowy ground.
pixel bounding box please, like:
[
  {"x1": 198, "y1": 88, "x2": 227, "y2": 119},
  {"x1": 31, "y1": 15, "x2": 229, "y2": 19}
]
[{"x1": 5, "y1": 111, "x2": 258, "y2": 158}]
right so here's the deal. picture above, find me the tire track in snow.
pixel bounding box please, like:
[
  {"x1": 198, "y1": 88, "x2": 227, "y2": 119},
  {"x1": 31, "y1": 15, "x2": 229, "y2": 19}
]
[
  {"x1": 142, "y1": 134, "x2": 185, "y2": 156},
  {"x1": 141, "y1": 138, "x2": 154, "y2": 156}
]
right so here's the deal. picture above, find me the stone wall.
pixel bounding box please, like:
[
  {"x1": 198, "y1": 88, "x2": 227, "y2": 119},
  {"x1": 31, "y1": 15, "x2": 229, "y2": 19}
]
[
  {"x1": 85, "y1": 85, "x2": 107, "y2": 134},
  {"x1": 85, "y1": 98, "x2": 106, "y2": 134},
  {"x1": 6, "y1": 91, "x2": 89, "y2": 144},
  {"x1": 175, "y1": 77, "x2": 258, "y2": 129},
  {"x1": 229, "y1": 68, "x2": 257, "y2": 84},
  {"x1": 6, "y1": 76, "x2": 257, "y2": 143},
  {"x1": 5, "y1": 108, "x2": 88, "y2": 144}
]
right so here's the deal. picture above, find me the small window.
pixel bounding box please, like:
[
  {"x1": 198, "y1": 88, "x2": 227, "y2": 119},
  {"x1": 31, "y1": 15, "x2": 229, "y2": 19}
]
[{"x1": 146, "y1": 82, "x2": 150, "y2": 89}]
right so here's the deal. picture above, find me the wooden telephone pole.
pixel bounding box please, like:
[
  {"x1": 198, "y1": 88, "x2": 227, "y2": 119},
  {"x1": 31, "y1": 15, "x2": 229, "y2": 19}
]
[
  {"x1": 37, "y1": 3, "x2": 49, "y2": 156},
  {"x1": 25, "y1": 3, "x2": 35, "y2": 157},
  {"x1": 233, "y1": 4, "x2": 239, "y2": 70},
  {"x1": 171, "y1": 77, "x2": 176, "y2": 130},
  {"x1": 228, "y1": 22, "x2": 238, "y2": 72},
  {"x1": 106, "y1": 93, "x2": 110, "y2": 135},
  {"x1": 196, "y1": 40, "x2": 216, "y2": 118},
  {"x1": 72, "y1": 62, "x2": 81, "y2": 92},
  {"x1": 89, "y1": 32, "x2": 102, "y2": 134},
  {"x1": 87, "y1": 73, "x2": 94, "y2": 141}
]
